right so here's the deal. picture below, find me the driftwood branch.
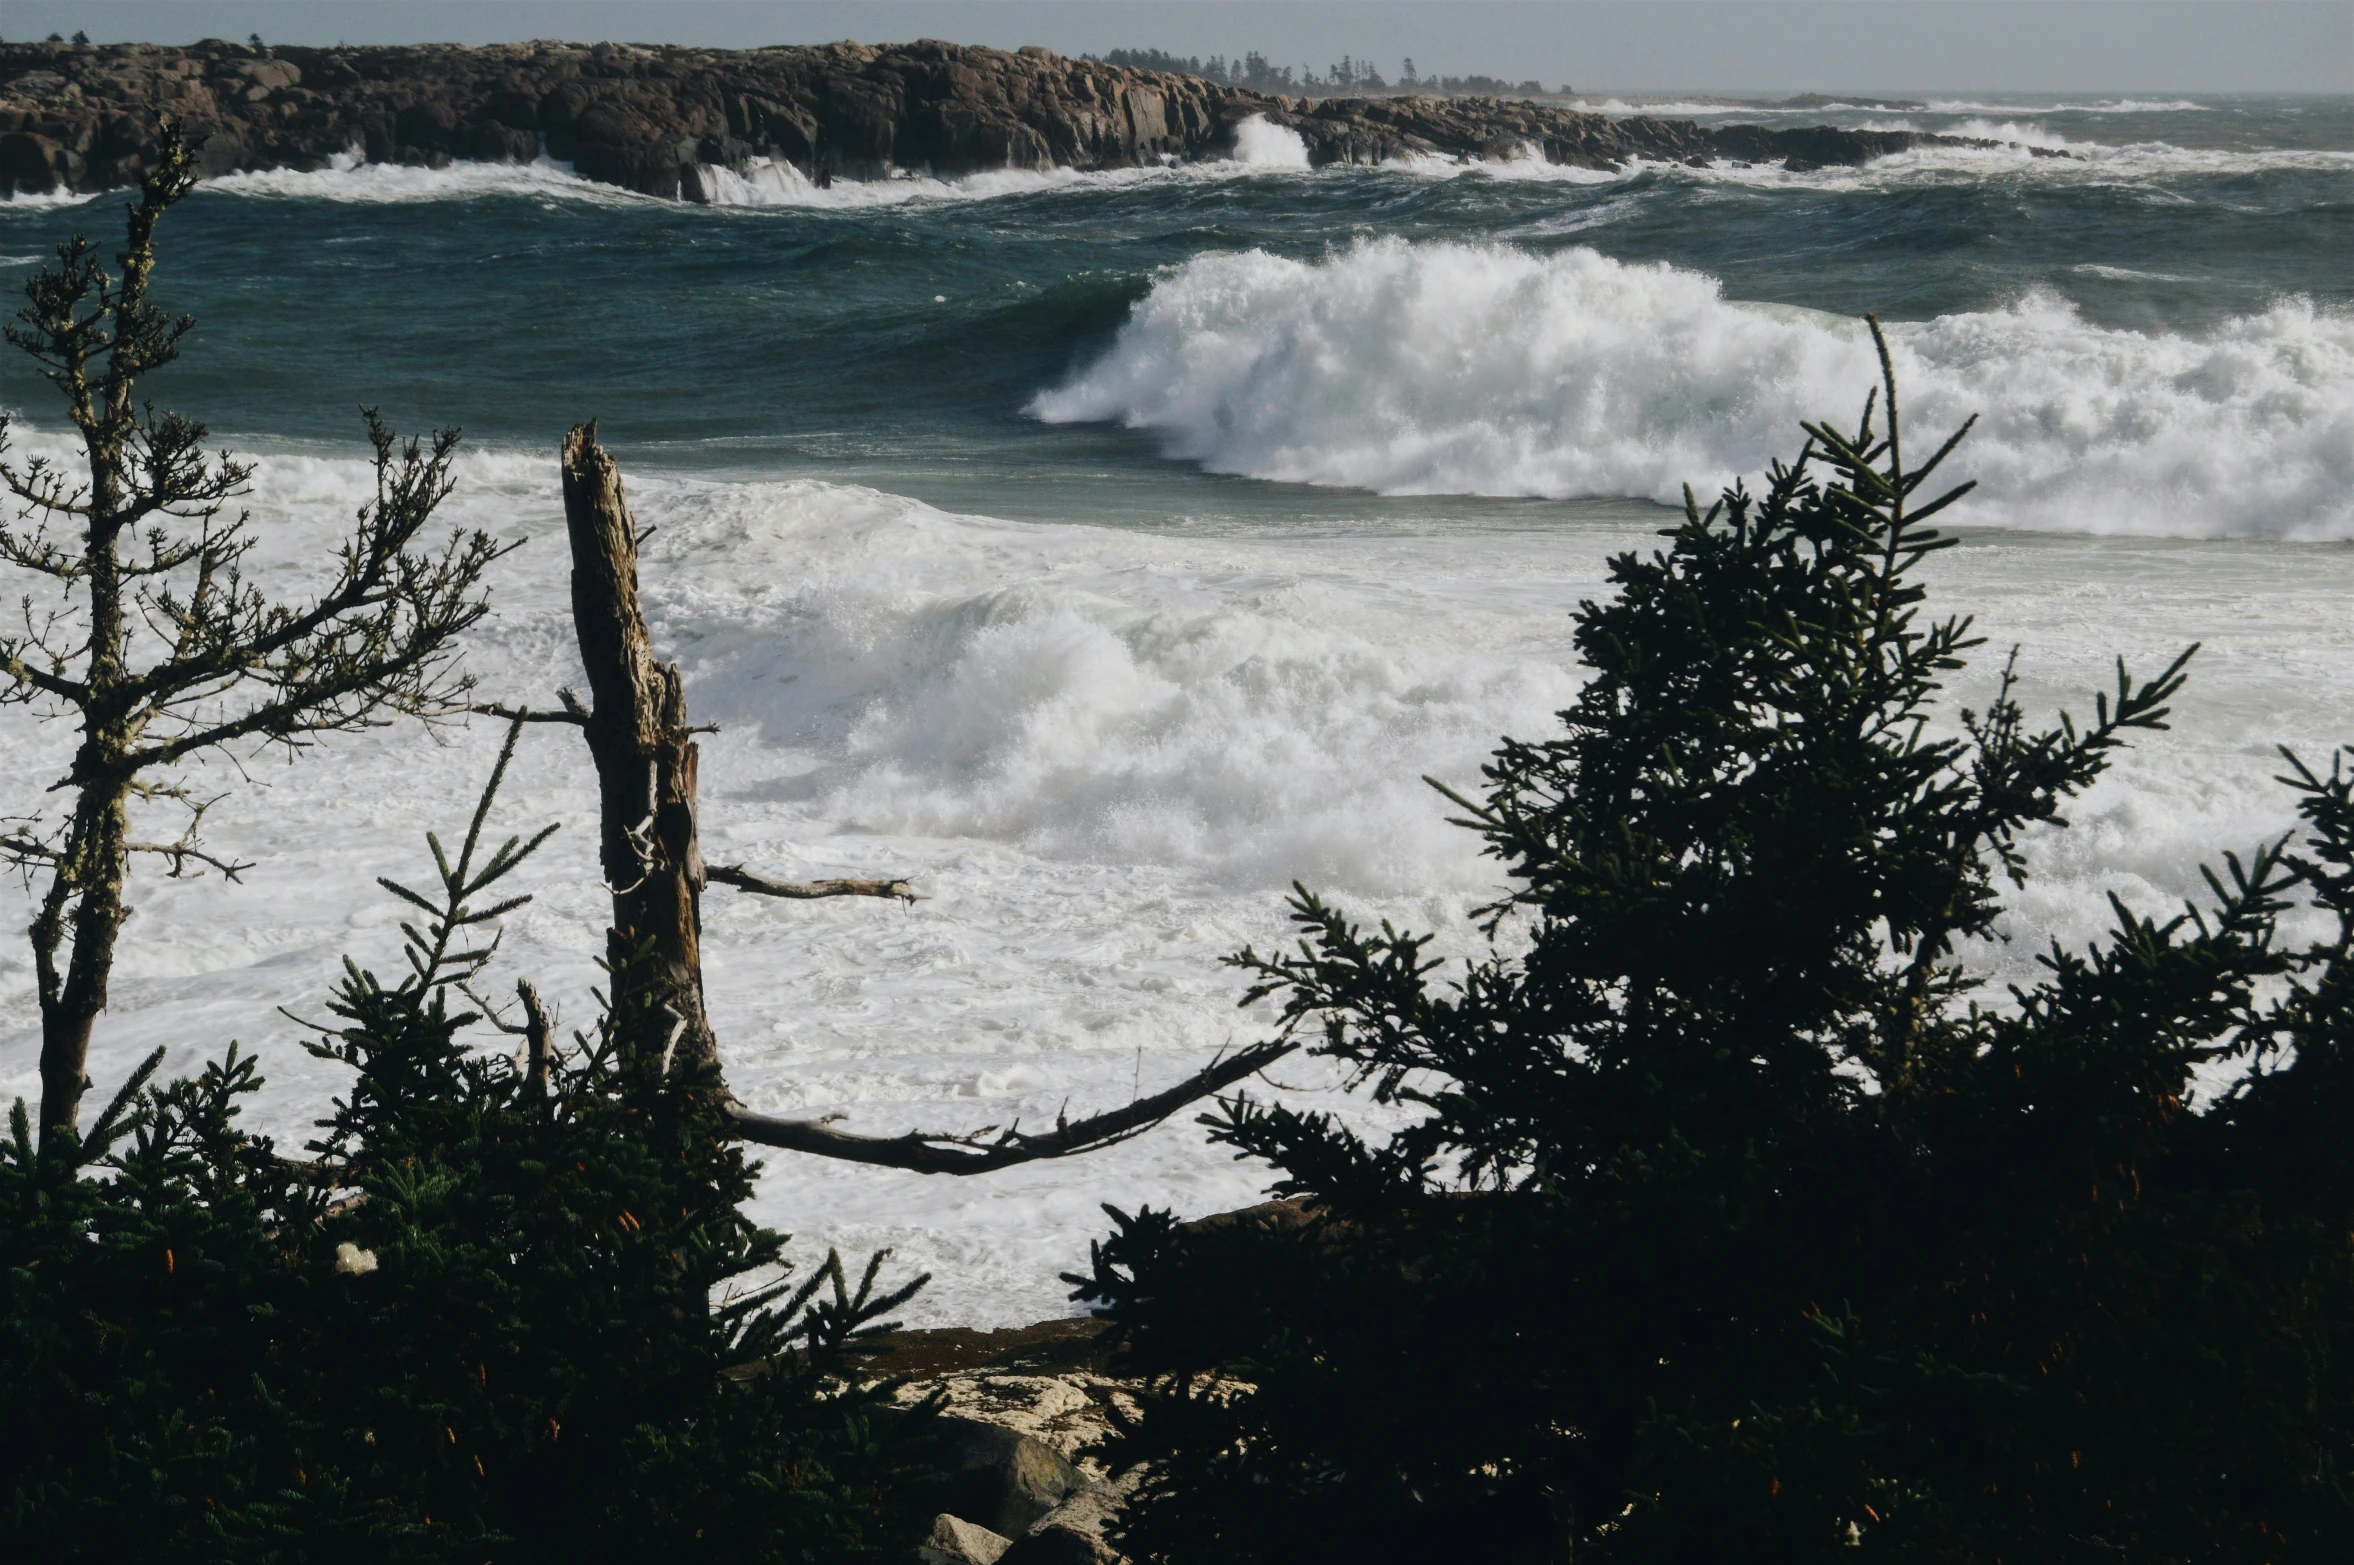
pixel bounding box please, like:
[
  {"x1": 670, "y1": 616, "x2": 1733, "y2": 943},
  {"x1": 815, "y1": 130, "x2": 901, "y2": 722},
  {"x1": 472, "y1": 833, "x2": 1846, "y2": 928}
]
[
  {"x1": 707, "y1": 864, "x2": 919, "y2": 903},
  {"x1": 720, "y1": 1035, "x2": 1299, "y2": 1174}
]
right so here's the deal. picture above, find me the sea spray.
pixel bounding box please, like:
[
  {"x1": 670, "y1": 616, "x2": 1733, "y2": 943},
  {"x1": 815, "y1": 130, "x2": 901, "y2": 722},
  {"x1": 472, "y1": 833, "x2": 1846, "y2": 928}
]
[{"x1": 1035, "y1": 238, "x2": 2354, "y2": 537}]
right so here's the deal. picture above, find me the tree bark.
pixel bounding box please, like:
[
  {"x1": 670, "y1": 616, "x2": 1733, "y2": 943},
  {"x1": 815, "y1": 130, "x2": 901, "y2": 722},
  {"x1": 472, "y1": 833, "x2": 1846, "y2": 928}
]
[
  {"x1": 558, "y1": 423, "x2": 713, "y2": 1069},
  {"x1": 34, "y1": 783, "x2": 132, "y2": 1149},
  {"x1": 34, "y1": 396, "x2": 134, "y2": 1149}
]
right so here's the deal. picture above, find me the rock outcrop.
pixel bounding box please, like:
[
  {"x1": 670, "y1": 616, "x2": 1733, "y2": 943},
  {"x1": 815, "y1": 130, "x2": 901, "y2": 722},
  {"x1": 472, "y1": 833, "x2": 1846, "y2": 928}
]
[{"x1": 0, "y1": 36, "x2": 2040, "y2": 201}]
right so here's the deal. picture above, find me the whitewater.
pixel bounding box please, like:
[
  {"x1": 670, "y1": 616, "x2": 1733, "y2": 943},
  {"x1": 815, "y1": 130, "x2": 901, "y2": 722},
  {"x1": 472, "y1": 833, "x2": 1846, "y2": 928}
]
[{"x1": 1, "y1": 94, "x2": 2348, "y2": 1323}]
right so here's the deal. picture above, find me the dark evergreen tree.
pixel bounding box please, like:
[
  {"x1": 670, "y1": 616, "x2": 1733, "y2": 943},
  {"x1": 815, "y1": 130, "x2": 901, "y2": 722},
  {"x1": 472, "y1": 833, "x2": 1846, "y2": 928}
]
[
  {"x1": 1074, "y1": 327, "x2": 2354, "y2": 1562},
  {"x1": 2, "y1": 726, "x2": 932, "y2": 1562}
]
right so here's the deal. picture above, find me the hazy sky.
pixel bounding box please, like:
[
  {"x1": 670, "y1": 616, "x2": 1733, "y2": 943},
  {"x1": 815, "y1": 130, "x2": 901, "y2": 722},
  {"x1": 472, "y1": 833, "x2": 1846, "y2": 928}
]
[{"x1": 15, "y1": 2, "x2": 2353, "y2": 93}]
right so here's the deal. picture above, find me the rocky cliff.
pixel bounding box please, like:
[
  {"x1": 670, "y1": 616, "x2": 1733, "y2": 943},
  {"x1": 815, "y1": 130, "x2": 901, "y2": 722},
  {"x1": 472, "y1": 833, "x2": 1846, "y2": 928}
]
[{"x1": 0, "y1": 36, "x2": 2027, "y2": 200}]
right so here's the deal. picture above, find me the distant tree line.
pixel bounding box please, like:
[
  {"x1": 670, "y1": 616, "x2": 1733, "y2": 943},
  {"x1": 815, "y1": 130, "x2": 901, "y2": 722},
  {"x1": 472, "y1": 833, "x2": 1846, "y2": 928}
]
[{"x1": 1088, "y1": 47, "x2": 1560, "y2": 97}]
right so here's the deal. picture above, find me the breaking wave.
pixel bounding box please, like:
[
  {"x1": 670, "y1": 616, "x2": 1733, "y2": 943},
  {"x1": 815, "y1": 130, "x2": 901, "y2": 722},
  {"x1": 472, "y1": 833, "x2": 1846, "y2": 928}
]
[
  {"x1": 692, "y1": 116, "x2": 1312, "y2": 206},
  {"x1": 1032, "y1": 239, "x2": 2354, "y2": 538}
]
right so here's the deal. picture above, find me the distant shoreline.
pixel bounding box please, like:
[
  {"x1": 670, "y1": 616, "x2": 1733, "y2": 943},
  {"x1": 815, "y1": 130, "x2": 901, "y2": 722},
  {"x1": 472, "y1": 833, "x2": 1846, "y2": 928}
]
[{"x1": 1, "y1": 36, "x2": 2022, "y2": 201}]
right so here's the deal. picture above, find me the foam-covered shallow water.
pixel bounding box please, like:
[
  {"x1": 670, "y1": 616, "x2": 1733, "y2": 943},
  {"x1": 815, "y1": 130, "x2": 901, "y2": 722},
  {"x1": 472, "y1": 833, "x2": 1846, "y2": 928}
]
[{"x1": 0, "y1": 93, "x2": 2348, "y2": 1323}]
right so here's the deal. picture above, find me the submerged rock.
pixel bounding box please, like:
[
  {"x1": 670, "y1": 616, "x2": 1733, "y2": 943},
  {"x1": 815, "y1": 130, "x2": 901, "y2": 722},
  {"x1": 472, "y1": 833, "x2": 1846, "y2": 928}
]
[{"x1": 0, "y1": 37, "x2": 2042, "y2": 200}]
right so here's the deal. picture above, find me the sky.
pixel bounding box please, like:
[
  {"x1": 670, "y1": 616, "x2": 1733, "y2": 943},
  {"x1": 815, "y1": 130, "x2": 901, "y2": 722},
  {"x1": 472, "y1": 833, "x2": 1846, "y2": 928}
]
[{"x1": 10, "y1": 1, "x2": 2352, "y2": 93}]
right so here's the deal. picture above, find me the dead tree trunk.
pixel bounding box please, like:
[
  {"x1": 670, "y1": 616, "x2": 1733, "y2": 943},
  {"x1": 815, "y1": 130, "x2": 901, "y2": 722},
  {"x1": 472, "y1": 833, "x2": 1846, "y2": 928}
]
[
  {"x1": 548, "y1": 423, "x2": 1297, "y2": 1171},
  {"x1": 559, "y1": 424, "x2": 715, "y2": 1069}
]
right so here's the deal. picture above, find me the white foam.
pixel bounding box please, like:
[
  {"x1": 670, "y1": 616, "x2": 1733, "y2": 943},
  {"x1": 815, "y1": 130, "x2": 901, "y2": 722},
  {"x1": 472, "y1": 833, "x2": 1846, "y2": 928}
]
[
  {"x1": 684, "y1": 118, "x2": 1310, "y2": 209},
  {"x1": 1576, "y1": 98, "x2": 1781, "y2": 117},
  {"x1": 1230, "y1": 114, "x2": 1313, "y2": 169},
  {"x1": 692, "y1": 155, "x2": 1161, "y2": 209},
  {"x1": 0, "y1": 185, "x2": 99, "y2": 210},
  {"x1": 0, "y1": 428, "x2": 1596, "y2": 1321},
  {"x1": 200, "y1": 154, "x2": 647, "y2": 206},
  {"x1": 1381, "y1": 145, "x2": 1627, "y2": 185},
  {"x1": 1034, "y1": 239, "x2": 2354, "y2": 538},
  {"x1": 23, "y1": 107, "x2": 2323, "y2": 216},
  {"x1": 2072, "y1": 263, "x2": 2197, "y2": 283},
  {"x1": 7, "y1": 404, "x2": 2354, "y2": 1321},
  {"x1": 1858, "y1": 116, "x2": 2088, "y2": 151},
  {"x1": 1928, "y1": 98, "x2": 2211, "y2": 114}
]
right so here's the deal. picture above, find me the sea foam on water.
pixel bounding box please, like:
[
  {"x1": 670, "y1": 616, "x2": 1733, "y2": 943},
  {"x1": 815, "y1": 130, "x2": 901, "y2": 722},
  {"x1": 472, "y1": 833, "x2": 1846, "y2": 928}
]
[{"x1": 6, "y1": 416, "x2": 2352, "y2": 1321}]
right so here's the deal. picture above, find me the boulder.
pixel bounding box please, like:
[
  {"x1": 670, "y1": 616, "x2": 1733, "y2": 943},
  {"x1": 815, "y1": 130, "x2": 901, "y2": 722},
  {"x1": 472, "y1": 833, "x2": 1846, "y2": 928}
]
[
  {"x1": 921, "y1": 1513, "x2": 1014, "y2": 1565},
  {"x1": 927, "y1": 1412, "x2": 1092, "y2": 1534},
  {"x1": 1000, "y1": 1468, "x2": 1145, "y2": 1565},
  {"x1": 899, "y1": 1412, "x2": 1088, "y2": 1540}
]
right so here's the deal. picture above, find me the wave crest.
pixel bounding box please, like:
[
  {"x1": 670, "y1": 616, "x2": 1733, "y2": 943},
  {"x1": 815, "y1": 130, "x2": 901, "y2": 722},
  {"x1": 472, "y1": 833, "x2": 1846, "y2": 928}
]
[{"x1": 1032, "y1": 239, "x2": 2354, "y2": 538}]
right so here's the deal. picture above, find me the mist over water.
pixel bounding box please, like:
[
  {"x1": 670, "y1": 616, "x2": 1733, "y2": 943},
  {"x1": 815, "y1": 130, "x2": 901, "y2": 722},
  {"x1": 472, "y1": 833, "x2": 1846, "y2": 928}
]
[{"x1": 2, "y1": 94, "x2": 2349, "y2": 1322}]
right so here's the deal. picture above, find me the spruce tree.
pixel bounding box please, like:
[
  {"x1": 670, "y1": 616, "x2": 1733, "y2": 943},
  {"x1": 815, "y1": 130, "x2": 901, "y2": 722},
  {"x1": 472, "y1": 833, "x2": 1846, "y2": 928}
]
[{"x1": 1074, "y1": 328, "x2": 2354, "y2": 1563}]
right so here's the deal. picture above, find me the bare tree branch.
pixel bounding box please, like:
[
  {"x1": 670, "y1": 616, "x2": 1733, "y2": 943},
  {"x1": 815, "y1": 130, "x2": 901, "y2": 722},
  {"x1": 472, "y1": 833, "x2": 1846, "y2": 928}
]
[
  {"x1": 707, "y1": 864, "x2": 920, "y2": 903},
  {"x1": 469, "y1": 700, "x2": 589, "y2": 727},
  {"x1": 719, "y1": 1037, "x2": 1300, "y2": 1174},
  {"x1": 0, "y1": 830, "x2": 60, "y2": 864},
  {"x1": 124, "y1": 839, "x2": 252, "y2": 880}
]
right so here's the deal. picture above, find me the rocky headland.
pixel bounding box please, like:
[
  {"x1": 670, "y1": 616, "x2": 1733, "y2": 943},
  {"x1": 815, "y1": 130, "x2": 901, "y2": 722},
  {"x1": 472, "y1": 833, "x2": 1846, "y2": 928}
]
[{"x1": 0, "y1": 36, "x2": 2045, "y2": 200}]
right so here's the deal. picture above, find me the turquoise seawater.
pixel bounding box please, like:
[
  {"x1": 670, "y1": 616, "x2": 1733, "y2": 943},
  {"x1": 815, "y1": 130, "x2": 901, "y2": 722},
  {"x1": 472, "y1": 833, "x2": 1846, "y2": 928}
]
[{"x1": 4, "y1": 95, "x2": 2346, "y2": 529}]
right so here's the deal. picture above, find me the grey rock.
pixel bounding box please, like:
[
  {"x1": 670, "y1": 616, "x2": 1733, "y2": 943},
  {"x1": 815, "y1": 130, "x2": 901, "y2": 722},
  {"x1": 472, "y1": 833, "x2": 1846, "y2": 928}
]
[
  {"x1": 894, "y1": 1411, "x2": 1087, "y2": 1541},
  {"x1": 1001, "y1": 1468, "x2": 1145, "y2": 1565},
  {"x1": 920, "y1": 1512, "x2": 1014, "y2": 1565}
]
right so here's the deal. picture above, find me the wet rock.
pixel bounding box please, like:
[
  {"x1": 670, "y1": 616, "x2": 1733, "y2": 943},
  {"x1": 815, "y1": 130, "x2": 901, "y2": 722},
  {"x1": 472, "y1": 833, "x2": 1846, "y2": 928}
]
[{"x1": 0, "y1": 130, "x2": 67, "y2": 191}]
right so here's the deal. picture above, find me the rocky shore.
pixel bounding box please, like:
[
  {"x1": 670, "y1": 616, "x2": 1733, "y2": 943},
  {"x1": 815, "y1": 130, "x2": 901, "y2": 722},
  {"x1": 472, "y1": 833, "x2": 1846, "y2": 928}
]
[{"x1": 0, "y1": 36, "x2": 2039, "y2": 201}]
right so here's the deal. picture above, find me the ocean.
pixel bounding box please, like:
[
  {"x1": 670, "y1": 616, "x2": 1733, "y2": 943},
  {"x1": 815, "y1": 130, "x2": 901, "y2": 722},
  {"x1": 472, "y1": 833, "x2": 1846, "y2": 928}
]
[{"x1": 2, "y1": 95, "x2": 2349, "y2": 1323}]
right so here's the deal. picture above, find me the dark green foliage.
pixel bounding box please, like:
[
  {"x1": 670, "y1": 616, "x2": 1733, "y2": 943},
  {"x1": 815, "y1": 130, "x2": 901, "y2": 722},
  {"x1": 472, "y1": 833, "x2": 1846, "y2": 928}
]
[
  {"x1": 1075, "y1": 331, "x2": 2354, "y2": 1562},
  {"x1": 0, "y1": 1046, "x2": 329, "y2": 1555},
  {"x1": 2, "y1": 727, "x2": 931, "y2": 1562}
]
